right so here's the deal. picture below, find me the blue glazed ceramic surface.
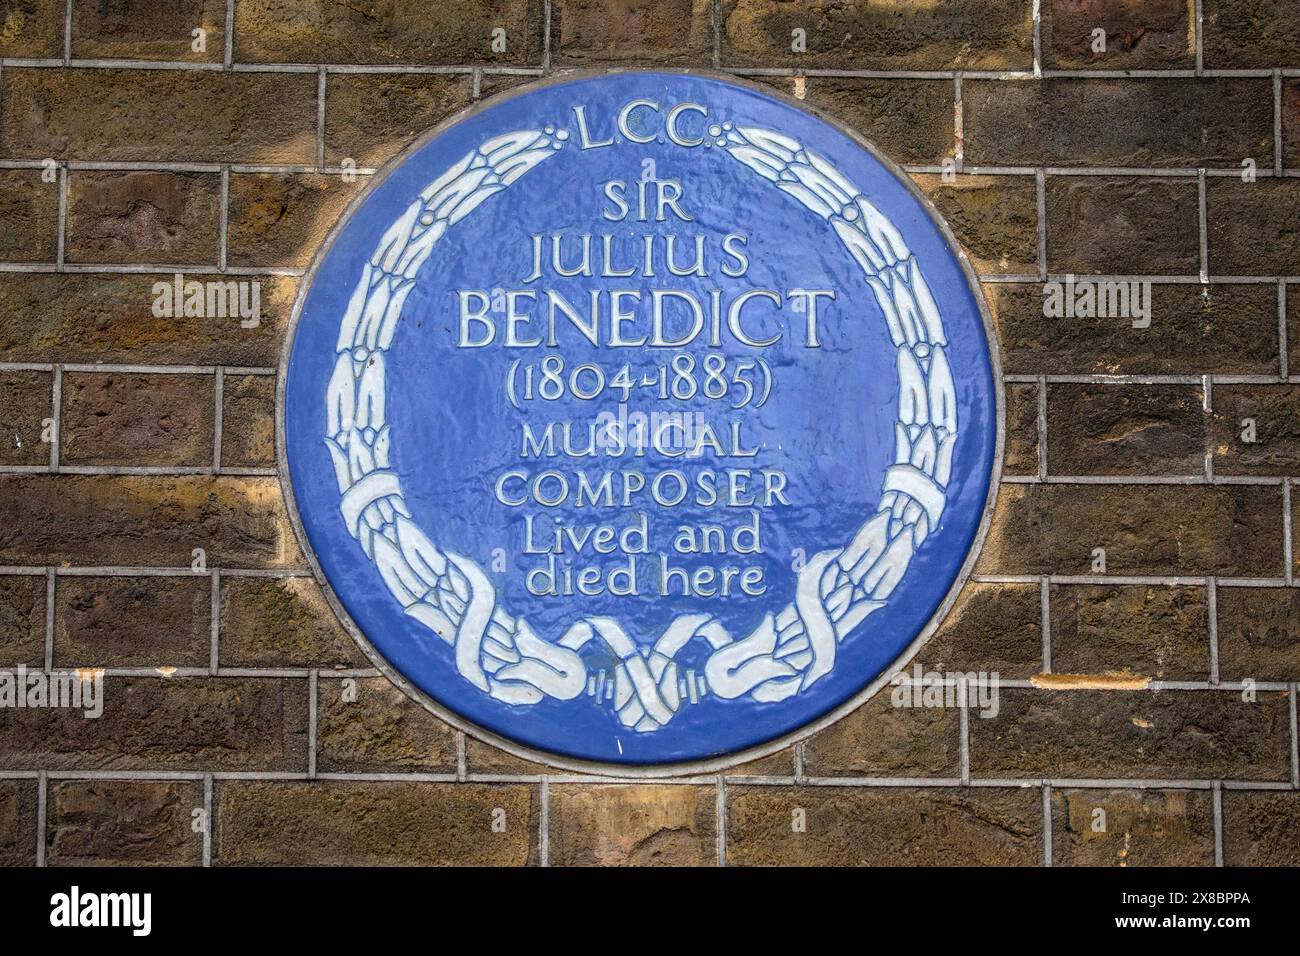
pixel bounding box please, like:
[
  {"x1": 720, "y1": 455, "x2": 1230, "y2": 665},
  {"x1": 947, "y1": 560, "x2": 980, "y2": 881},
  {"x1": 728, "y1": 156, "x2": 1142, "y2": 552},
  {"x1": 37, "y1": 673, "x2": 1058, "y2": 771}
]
[{"x1": 282, "y1": 72, "x2": 999, "y2": 767}]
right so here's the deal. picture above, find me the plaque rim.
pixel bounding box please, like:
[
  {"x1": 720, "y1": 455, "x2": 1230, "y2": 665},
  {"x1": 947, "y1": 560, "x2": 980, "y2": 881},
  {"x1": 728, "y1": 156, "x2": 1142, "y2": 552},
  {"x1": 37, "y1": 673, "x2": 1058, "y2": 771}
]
[{"x1": 276, "y1": 67, "x2": 1007, "y2": 777}]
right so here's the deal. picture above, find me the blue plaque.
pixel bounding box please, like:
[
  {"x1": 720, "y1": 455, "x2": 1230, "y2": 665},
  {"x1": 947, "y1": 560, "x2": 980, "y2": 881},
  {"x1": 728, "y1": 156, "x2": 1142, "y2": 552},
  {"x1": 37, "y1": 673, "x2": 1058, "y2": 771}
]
[{"x1": 280, "y1": 71, "x2": 1001, "y2": 771}]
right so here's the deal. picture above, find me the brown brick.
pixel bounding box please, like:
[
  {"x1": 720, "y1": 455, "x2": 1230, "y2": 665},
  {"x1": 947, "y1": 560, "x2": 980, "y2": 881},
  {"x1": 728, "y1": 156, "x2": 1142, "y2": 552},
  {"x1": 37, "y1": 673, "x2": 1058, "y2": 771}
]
[
  {"x1": 549, "y1": 784, "x2": 715, "y2": 866},
  {"x1": 219, "y1": 575, "x2": 364, "y2": 668},
  {"x1": 721, "y1": 0, "x2": 1032, "y2": 71},
  {"x1": 0, "y1": 370, "x2": 51, "y2": 466},
  {"x1": 60, "y1": 372, "x2": 215, "y2": 467},
  {"x1": 1046, "y1": 383, "x2": 1206, "y2": 476},
  {"x1": 227, "y1": 172, "x2": 363, "y2": 269},
  {"x1": 1216, "y1": 587, "x2": 1300, "y2": 681},
  {"x1": 977, "y1": 483, "x2": 1283, "y2": 577},
  {"x1": 970, "y1": 688, "x2": 1292, "y2": 779},
  {"x1": 0, "y1": 168, "x2": 59, "y2": 262},
  {"x1": 66, "y1": 171, "x2": 219, "y2": 266},
  {"x1": 0, "y1": 0, "x2": 62, "y2": 57},
  {"x1": 1003, "y1": 382, "x2": 1040, "y2": 477},
  {"x1": 464, "y1": 736, "x2": 548, "y2": 776},
  {"x1": 0, "y1": 273, "x2": 293, "y2": 367},
  {"x1": 214, "y1": 781, "x2": 537, "y2": 865},
  {"x1": 1042, "y1": 0, "x2": 1193, "y2": 70},
  {"x1": 913, "y1": 174, "x2": 1038, "y2": 277},
  {"x1": 1049, "y1": 584, "x2": 1210, "y2": 680},
  {"x1": 0, "y1": 779, "x2": 37, "y2": 867},
  {"x1": 1052, "y1": 788, "x2": 1214, "y2": 866},
  {"x1": 0, "y1": 475, "x2": 301, "y2": 568},
  {"x1": 233, "y1": 0, "x2": 545, "y2": 65},
  {"x1": 0, "y1": 574, "x2": 44, "y2": 667},
  {"x1": 1210, "y1": 385, "x2": 1300, "y2": 476},
  {"x1": 1203, "y1": 0, "x2": 1300, "y2": 69},
  {"x1": 803, "y1": 690, "x2": 961, "y2": 778},
  {"x1": 965, "y1": 78, "x2": 1272, "y2": 169},
  {"x1": 989, "y1": 282, "x2": 1280, "y2": 377},
  {"x1": 0, "y1": 68, "x2": 317, "y2": 163},
  {"x1": 317, "y1": 676, "x2": 457, "y2": 773},
  {"x1": 1285, "y1": 80, "x2": 1300, "y2": 168},
  {"x1": 54, "y1": 574, "x2": 210, "y2": 668},
  {"x1": 324, "y1": 74, "x2": 471, "y2": 169},
  {"x1": 1046, "y1": 177, "x2": 1200, "y2": 275},
  {"x1": 724, "y1": 746, "x2": 796, "y2": 778},
  {"x1": 1208, "y1": 180, "x2": 1300, "y2": 276},
  {"x1": 219, "y1": 373, "x2": 275, "y2": 469},
  {"x1": 727, "y1": 786, "x2": 1041, "y2": 865},
  {"x1": 0, "y1": 676, "x2": 308, "y2": 771},
  {"x1": 917, "y1": 582, "x2": 1044, "y2": 680},
  {"x1": 71, "y1": 0, "x2": 225, "y2": 61},
  {"x1": 801, "y1": 78, "x2": 954, "y2": 167},
  {"x1": 1222, "y1": 790, "x2": 1300, "y2": 866},
  {"x1": 552, "y1": 0, "x2": 712, "y2": 65},
  {"x1": 47, "y1": 779, "x2": 203, "y2": 865}
]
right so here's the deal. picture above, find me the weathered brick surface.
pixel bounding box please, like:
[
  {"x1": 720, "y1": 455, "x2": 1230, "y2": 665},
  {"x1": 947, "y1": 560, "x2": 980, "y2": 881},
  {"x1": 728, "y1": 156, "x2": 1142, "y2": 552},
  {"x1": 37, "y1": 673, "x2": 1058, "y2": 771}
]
[
  {"x1": 47, "y1": 779, "x2": 204, "y2": 865},
  {"x1": 0, "y1": 370, "x2": 52, "y2": 466},
  {"x1": 1003, "y1": 382, "x2": 1040, "y2": 477},
  {"x1": 1051, "y1": 789, "x2": 1214, "y2": 867},
  {"x1": 0, "y1": 0, "x2": 63, "y2": 57},
  {"x1": 0, "y1": 574, "x2": 45, "y2": 667},
  {"x1": 1208, "y1": 180, "x2": 1300, "y2": 276},
  {"x1": 219, "y1": 575, "x2": 366, "y2": 669},
  {"x1": 233, "y1": 0, "x2": 546, "y2": 66},
  {"x1": 0, "y1": 169, "x2": 60, "y2": 262},
  {"x1": 71, "y1": 0, "x2": 225, "y2": 62},
  {"x1": 977, "y1": 484, "x2": 1284, "y2": 577},
  {"x1": 1202, "y1": 0, "x2": 1300, "y2": 69},
  {"x1": 802, "y1": 691, "x2": 961, "y2": 779},
  {"x1": 325, "y1": 74, "x2": 472, "y2": 169},
  {"x1": 721, "y1": 0, "x2": 1033, "y2": 70},
  {"x1": 0, "y1": 69, "x2": 317, "y2": 163},
  {"x1": 1215, "y1": 587, "x2": 1300, "y2": 681},
  {"x1": 552, "y1": 0, "x2": 713, "y2": 65},
  {"x1": 964, "y1": 79, "x2": 1272, "y2": 169},
  {"x1": 727, "y1": 786, "x2": 1041, "y2": 866},
  {"x1": 799, "y1": 78, "x2": 955, "y2": 167},
  {"x1": 214, "y1": 781, "x2": 538, "y2": 865},
  {"x1": 1049, "y1": 584, "x2": 1209, "y2": 680},
  {"x1": 1040, "y1": 0, "x2": 1192, "y2": 70},
  {"x1": 1046, "y1": 384, "x2": 1206, "y2": 476},
  {"x1": 0, "y1": 475, "x2": 301, "y2": 568},
  {"x1": 317, "y1": 676, "x2": 458, "y2": 773},
  {"x1": 1209, "y1": 385, "x2": 1300, "y2": 477},
  {"x1": 54, "y1": 574, "x2": 210, "y2": 668},
  {"x1": 0, "y1": 676, "x2": 308, "y2": 771},
  {"x1": 219, "y1": 373, "x2": 276, "y2": 469},
  {"x1": 1046, "y1": 177, "x2": 1200, "y2": 275},
  {"x1": 0, "y1": 780, "x2": 37, "y2": 867},
  {"x1": 916, "y1": 582, "x2": 1043, "y2": 680},
  {"x1": 66, "y1": 171, "x2": 220, "y2": 266},
  {"x1": 970, "y1": 689, "x2": 1292, "y2": 780},
  {"x1": 548, "y1": 785, "x2": 716, "y2": 865},
  {"x1": 989, "y1": 282, "x2": 1281, "y2": 376},
  {"x1": 913, "y1": 174, "x2": 1038, "y2": 277},
  {"x1": 227, "y1": 173, "x2": 363, "y2": 268},
  {"x1": 1222, "y1": 791, "x2": 1300, "y2": 866},
  {"x1": 60, "y1": 371, "x2": 215, "y2": 467},
  {"x1": 0, "y1": 273, "x2": 293, "y2": 367}
]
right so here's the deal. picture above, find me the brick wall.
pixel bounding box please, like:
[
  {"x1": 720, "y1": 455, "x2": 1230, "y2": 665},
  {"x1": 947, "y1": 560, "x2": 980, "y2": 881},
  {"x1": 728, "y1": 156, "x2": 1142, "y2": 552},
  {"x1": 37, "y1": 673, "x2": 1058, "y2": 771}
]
[{"x1": 1, "y1": 0, "x2": 1298, "y2": 867}]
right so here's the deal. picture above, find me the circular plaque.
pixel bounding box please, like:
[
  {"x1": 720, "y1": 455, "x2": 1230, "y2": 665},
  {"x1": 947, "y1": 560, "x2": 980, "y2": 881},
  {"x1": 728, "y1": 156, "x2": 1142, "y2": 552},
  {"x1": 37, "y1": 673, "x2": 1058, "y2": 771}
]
[{"x1": 280, "y1": 71, "x2": 1002, "y2": 772}]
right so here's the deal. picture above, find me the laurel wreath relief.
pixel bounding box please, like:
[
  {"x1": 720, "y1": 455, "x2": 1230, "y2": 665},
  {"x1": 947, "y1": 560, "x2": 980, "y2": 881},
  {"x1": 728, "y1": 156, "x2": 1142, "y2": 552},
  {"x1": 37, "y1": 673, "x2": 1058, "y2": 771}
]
[{"x1": 322, "y1": 120, "x2": 957, "y2": 734}]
